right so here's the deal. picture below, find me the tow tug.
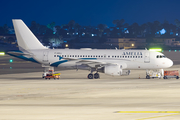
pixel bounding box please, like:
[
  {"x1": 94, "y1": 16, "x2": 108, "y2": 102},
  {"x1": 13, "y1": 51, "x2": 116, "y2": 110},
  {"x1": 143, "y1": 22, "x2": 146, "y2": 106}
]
[{"x1": 42, "y1": 69, "x2": 61, "y2": 80}]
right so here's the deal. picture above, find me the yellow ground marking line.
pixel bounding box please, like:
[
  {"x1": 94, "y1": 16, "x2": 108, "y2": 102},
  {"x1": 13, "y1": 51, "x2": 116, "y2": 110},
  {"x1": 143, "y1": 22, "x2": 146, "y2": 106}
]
[
  {"x1": 137, "y1": 113, "x2": 180, "y2": 120},
  {"x1": 116, "y1": 111, "x2": 180, "y2": 113},
  {"x1": 115, "y1": 111, "x2": 180, "y2": 120}
]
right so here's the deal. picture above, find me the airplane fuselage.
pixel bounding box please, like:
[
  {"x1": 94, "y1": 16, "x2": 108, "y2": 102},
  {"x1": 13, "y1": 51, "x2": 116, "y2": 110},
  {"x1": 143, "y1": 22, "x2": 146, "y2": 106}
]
[{"x1": 30, "y1": 49, "x2": 173, "y2": 70}]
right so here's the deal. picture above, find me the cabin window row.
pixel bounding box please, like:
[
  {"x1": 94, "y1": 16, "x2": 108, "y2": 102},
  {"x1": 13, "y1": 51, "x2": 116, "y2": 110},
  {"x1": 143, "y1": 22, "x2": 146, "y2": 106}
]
[{"x1": 54, "y1": 55, "x2": 143, "y2": 58}]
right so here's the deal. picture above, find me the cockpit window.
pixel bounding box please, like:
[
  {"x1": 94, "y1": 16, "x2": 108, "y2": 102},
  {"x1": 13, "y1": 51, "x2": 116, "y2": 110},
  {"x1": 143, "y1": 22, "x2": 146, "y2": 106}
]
[{"x1": 156, "y1": 55, "x2": 166, "y2": 58}]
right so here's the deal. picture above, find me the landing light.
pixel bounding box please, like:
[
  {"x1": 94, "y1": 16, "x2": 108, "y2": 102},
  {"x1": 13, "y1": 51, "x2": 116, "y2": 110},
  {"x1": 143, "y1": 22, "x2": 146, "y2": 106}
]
[
  {"x1": 0, "y1": 52, "x2": 5, "y2": 55},
  {"x1": 149, "y1": 48, "x2": 162, "y2": 52}
]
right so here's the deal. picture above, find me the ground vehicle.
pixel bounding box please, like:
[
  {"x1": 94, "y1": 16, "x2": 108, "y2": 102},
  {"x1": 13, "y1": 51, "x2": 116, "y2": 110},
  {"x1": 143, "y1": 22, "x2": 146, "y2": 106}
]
[
  {"x1": 43, "y1": 70, "x2": 60, "y2": 80},
  {"x1": 163, "y1": 70, "x2": 179, "y2": 79},
  {"x1": 146, "y1": 69, "x2": 163, "y2": 79},
  {"x1": 45, "y1": 73, "x2": 61, "y2": 80}
]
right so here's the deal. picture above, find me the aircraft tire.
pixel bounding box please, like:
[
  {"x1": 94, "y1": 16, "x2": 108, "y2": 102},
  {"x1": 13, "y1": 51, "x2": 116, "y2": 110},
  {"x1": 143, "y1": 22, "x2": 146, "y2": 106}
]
[
  {"x1": 88, "y1": 73, "x2": 93, "y2": 79},
  {"x1": 94, "y1": 73, "x2": 99, "y2": 79},
  {"x1": 176, "y1": 76, "x2": 179, "y2": 79}
]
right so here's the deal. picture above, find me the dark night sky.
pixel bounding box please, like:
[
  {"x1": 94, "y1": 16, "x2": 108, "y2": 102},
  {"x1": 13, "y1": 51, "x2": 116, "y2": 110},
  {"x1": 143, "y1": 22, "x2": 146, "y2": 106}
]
[{"x1": 1, "y1": 0, "x2": 180, "y2": 27}]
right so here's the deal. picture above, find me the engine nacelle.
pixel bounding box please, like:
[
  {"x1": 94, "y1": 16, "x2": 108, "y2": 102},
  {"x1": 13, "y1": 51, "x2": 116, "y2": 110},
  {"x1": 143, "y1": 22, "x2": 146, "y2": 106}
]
[
  {"x1": 99, "y1": 64, "x2": 130, "y2": 76},
  {"x1": 104, "y1": 65, "x2": 122, "y2": 75}
]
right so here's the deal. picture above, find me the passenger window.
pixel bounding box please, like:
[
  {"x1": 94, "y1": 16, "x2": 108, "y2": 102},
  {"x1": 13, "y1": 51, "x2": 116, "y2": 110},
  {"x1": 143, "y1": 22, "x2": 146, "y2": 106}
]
[
  {"x1": 54, "y1": 55, "x2": 56, "y2": 57},
  {"x1": 108, "y1": 56, "x2": 110, "y2": 58}
]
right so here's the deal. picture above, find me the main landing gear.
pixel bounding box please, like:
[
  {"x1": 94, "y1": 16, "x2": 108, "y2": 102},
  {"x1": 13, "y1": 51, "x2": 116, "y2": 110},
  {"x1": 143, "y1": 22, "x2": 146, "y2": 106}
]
[
  {"x1": 88, "y1": 73, "x2": 100, "y2": 79},
  {"x1": 87, "y1": 68, "x2": 100, "y2": 79}
]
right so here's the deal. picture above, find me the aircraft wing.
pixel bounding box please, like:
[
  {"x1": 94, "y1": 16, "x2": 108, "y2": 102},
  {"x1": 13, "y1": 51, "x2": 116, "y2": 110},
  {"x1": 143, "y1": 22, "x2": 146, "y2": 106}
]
[{"x1": 63, "y1": 57, "x2": 129, "y2": 68}]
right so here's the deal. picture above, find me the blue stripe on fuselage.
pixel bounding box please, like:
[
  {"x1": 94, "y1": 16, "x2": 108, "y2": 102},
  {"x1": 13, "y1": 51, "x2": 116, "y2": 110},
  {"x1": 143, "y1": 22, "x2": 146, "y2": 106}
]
[
  {"x1": 7, "y1": 53, "x2": 39, "y2": 63},
  {"x1": 50, "y1": 60, "x2": 68, "y2": 67}
]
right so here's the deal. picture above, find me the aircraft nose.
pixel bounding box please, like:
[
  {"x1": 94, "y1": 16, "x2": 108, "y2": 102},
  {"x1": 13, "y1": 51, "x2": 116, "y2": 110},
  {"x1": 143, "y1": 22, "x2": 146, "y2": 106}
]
[{"x1": 167, "y1": 59, "x2": 173, "y2": 67}]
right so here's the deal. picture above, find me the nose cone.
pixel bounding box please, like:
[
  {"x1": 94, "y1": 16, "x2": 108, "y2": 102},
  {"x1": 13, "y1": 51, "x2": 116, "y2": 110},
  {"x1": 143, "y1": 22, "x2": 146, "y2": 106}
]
[{"x1": 167, "y1": 58, "x2": 173, "y2": 68}]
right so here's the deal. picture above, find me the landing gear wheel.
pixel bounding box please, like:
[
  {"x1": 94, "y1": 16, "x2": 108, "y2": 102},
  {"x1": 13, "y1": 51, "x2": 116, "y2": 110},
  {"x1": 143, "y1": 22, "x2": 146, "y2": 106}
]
[
  {"x1": 88, "y1": 73, "x2": 93, "y2": 79},
  {"x1": 176, "y1": 76, "x2": 179, "y2": 79},
  {"x1": 163, "y1": 76, "x2": 167, "y2": 79},
  {"x1": 146, "y1": 75, "x2": 150, "y2": 79},
  {"x1": 94, "y1": 73, "x2": 100, "y2": 79}
]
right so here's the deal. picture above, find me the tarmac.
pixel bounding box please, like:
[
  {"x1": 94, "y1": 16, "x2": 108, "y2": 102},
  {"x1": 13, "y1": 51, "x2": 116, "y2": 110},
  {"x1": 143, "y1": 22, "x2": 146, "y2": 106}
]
[{"x1": 1, "y1": 52, "x2": 180, "y2": 120}]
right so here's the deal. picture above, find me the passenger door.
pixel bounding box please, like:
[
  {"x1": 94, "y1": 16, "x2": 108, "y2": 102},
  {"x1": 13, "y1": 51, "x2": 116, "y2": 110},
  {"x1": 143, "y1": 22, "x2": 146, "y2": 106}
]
[
  {"x1": 43, "y1": 51, "x2": 49, "y2": 63},
  {"x1": 144, "y1": 52, "x2": 150, "y2": 63}
]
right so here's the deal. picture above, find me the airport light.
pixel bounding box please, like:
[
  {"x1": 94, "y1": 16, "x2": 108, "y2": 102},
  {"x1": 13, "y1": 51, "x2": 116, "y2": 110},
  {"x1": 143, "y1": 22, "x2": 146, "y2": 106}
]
[
  {"x1": 9, "y1": 59, "x2": 13, "y2": 63},
  {"x1": 131, "y1": 44, "x2": 134, "y2": 47},
  {"x1": 149, "y1": 48, "x2": 162, "y2": 52},
  {"x1": 65, "y1": 44, "x2": 69, "y2": 48},
  {"x1": 0, "y1": 52, "x2": 5, "y2": 56}
]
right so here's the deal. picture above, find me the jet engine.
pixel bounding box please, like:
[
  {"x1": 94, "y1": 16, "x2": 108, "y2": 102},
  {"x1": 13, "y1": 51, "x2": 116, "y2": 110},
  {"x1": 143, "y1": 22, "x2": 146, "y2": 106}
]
[{"x1": 98, "y1": 64, "x2": 130, "y2": 76}]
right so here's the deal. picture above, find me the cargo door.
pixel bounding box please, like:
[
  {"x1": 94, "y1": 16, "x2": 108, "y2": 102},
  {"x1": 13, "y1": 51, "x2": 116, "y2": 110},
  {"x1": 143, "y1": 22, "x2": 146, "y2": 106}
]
[{"x1": 144, "y1": 52, "x2": 150, "y2": 63}]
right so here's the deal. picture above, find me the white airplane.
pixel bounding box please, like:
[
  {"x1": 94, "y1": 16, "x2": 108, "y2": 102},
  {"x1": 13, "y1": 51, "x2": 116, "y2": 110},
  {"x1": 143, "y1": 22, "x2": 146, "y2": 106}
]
[{"x1": 8, "y1": 19, "x2": 173, "y2": 79}]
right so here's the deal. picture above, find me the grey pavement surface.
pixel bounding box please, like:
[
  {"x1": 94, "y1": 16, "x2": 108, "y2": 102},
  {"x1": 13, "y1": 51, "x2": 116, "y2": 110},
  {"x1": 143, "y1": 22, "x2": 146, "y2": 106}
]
[
  {"x1": 1, "y1": 68, "x2": 180, "y2": 120},
  {"x1": 0, "y1": 51, "x2": 180, "y2": 120}
]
